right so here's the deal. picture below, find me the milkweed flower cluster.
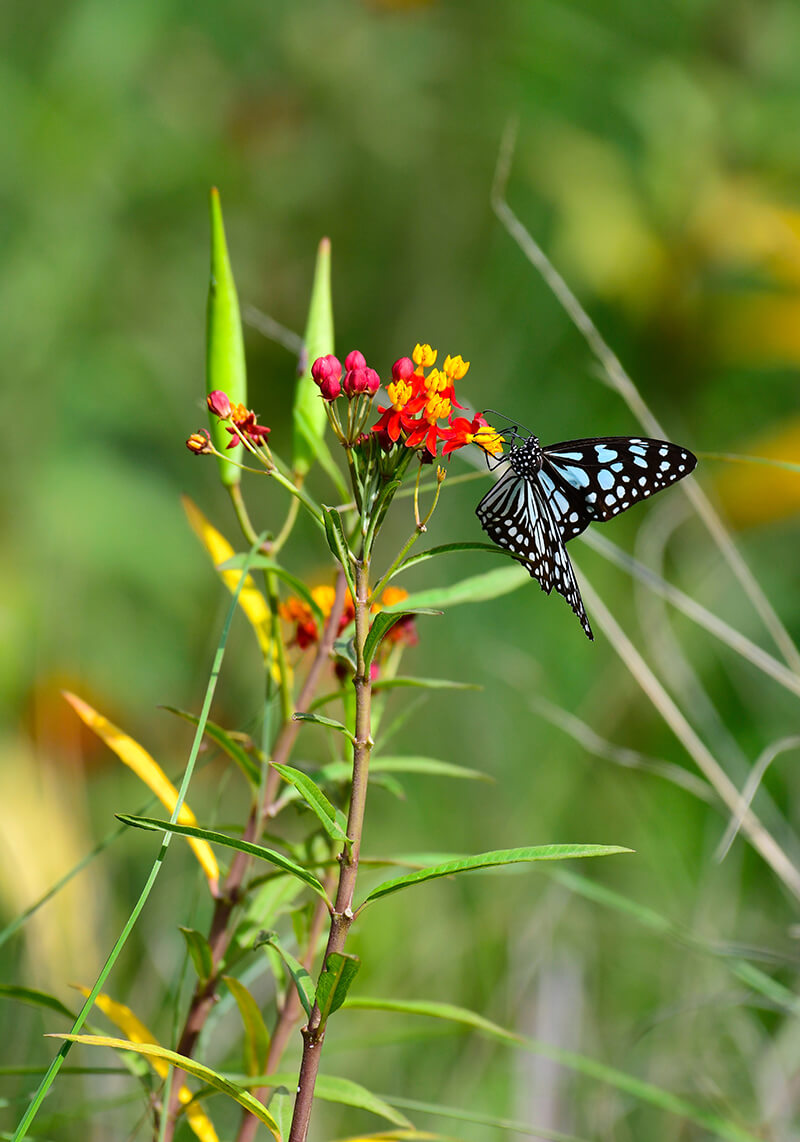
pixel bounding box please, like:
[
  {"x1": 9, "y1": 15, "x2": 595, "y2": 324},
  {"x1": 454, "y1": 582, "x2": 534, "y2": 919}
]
[
  {"x1": 206, "y1": 390, "x2": 272, "y2": 449},
  {"x1": 309, "y1": 342, "x2": 504, "y2": 461}
]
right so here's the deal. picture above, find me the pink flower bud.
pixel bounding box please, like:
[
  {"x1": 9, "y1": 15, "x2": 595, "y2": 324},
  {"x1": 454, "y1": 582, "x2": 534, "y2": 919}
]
[
  {"x1": 365, "y1": 368, "x2": 381, "y2": 395},
  {"x1": 343, "y1": 367, "x2": 370, "y2": 397},
  {"x1": 391, "y1": 357, "x2": 414, "y2": 382},
  {"x1": 345, "y1": 350, "x2": 366, "y2": 371},
  {"x1": 311, "y1": 354, "x2": 342, "y2": 388},
  {"x1": 318, "y1": 373, "x2": 341, "y2": 401},
  {"x1": 207, "y1": 390, "x2": 232, "y2": 419}
]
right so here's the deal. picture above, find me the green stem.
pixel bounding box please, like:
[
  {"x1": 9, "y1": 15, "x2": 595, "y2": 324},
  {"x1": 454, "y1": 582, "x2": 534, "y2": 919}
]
[{"x1": 287, "y1": 559, "x2": 373, "y2": 1142}]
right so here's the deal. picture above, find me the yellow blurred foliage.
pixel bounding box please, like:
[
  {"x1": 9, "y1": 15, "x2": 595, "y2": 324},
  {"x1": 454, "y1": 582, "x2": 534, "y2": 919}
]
[
  {"x1": 77, "y1": 986, "x2": 219, "y2": 1142},
  {"x1": 63, "y1": 693, "x2": 219, "y2": 893},
  {"x1": 0, "y1": 744, "x2": 102, "y2": 990},
  {"x1": 714, "y1": 418, "x2": 800, "y2": 528}
]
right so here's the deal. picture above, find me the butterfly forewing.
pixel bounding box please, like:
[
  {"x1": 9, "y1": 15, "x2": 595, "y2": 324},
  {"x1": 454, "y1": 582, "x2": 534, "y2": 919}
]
[{"x1": 543, "y1": 437, "x2": 696, "y2": 527}]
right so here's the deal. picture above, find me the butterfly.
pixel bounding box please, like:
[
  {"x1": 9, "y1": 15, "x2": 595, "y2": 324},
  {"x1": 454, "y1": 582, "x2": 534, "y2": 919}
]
[{"x1": 475, "y1": 427, "x2": 697, "y2": 640}]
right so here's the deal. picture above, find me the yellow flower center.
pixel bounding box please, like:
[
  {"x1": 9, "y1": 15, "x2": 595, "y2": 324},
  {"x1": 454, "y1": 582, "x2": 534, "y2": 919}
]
[
  {"x1": 412, "y1": 343, "x2": 437, "y2": 371},
  {"x1": 423, "y1": 368, "x2": 448, "y2": 395},
  {"x1": 468, "y1": 424, "x2": 504, "y2": 456},
  {"x1": 424, "y1": 395, "x2": 451, "y2": 423},
  {"x1": 443, "y1": 354, "x2": 469, "y2": 381},
  {"x1": 387, "y1": 379, "x2": 413, "y2": 410}
]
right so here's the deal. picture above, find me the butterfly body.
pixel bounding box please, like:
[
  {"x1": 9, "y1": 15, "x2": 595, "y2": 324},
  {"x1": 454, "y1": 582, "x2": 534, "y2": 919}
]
[{"x1": 476, "y1": 432, "x2": 697, "y2": 640}]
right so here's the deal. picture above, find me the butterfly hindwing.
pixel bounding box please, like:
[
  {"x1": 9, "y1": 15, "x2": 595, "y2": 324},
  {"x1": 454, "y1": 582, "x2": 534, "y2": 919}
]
[
  {"x1": 543, "y1": 437, "x2": 697, "y2": 526},
  {"x1": 476, "y1": 472, "x2": 593, "y2": 639}
]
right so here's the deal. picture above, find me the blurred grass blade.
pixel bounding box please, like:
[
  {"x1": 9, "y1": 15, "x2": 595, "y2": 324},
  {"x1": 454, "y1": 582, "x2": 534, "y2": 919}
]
[
  {"x1": 270, "y1": 763, "x2": 348, "y2": 841},
  {"x1": 222, "y1": 977, "x2": 271, "y2": 1077},
  {"x1": 254, "y1": 932, "x2": 315, "y2": 1018},
  {"x1": 333, "y1": 1134, "x2": 454, "y2": 1142},
  {"x1": 581, "y1": 530, "x2": 800, "y2": 700},
  {"x1": 344, "y1": 997, "x2": 762, "y2": 1142},
  {"x1": 360, "y1": 845, "x2": 631, "y2": 908},
  {"x1": 206, "y1": 187, "x2": 247, "y2": 488},
  {"x1": 315, "y1": 952, "x2": 360, "y2": 1026},
  {"x1": 218, "y1": 556, "x2": 326, "y2": 624},
  {"x1": 179, "y1": 928, "x2": 214, "y2": 987},
  {"x1": 75, "y1": 989, "x2": 219, "y2": 1142},
  {"x1": 116, "y1": 814, "x2": 330, "y2": 904},
  {"x1": 246, "y1": 1073, "x2": 412, "y2": 1129},
  {"x1": 392, "y1": 567, "x2": 528, "y2": 610},
  {"x1": 0, "y1": 985, "x2": 74, "y2": 1020},
  {"x1": 372, "y1": 1094, "x2": 592, "y2": 1141},
  {"x1": 183, "y1": 496, "x2": 272, "y2": 660},
  {"x1": 293, "y1": 236, "x2": 334, "y2": 479},
  {"x1": 63, "y1": 693, "x2": 219, "y2": 893},
  {"x1": 292, "y1": 711, "x2": 356, "y2": 743},
  {"x1": 162, "y1": 707, "x2": 261, "y2": 787},
  {"x1": 50, "y1": 1036, "x2": 278, "y2": 1141}
]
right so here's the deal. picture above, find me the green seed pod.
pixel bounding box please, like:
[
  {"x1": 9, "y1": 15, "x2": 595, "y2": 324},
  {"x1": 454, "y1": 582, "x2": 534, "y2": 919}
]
[
  {"x1": 292, "y1": 237, "x2": 334, "y2": 479},
  {"x1": 206, "y1": 187, "x2": 247, "y2": 487}
]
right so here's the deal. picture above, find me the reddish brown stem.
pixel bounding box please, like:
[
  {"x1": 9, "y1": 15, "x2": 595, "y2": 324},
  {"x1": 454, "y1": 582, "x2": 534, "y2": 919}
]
[
  {"x1": 161, "y1": 576, "x2": 347, "y2": 1140},
  {"x1": 288, "y1": 560, "x2": 373, "y2": 1142}
]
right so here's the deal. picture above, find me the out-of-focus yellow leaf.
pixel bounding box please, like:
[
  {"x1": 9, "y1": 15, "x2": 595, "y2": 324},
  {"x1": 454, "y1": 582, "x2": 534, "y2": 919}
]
[
  {"x1": 714, "y1": 418, "x2": 800, "y2": 528},
  {"x1": 693, "y1": 180, "x2": 800, "y2": 288},
  {"x1": 182, "y1": 495, "x2": 271, "y2": 656},
  {"x1": 76, "y1": 987, "x2": 219, "y2": 1142},
  {"x1": 714, "y1": 293, "x2": 800, "y2": 366},
  {"x1": 63, "y1": 693, "x2": 219, "y2": 893}
]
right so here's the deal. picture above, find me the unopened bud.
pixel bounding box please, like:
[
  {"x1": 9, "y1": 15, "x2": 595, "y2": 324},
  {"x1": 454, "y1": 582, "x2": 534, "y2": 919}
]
[
  {"x1": 343, "y1": 367, "x2": 370, "y2": 397},
  {"x1": 391, "y1": 357, "x2": 414, "y2": 382},
  {"x1": 344, "y1": 349, "x2": 366, "y2": 371},
  {"x1": 311, "y1": 354, "x2": 342, "y2": 386},
  {"x1": 207, "y1": 390, "x2": 232, "y2": 419},
  {"x1": 365, "y1": 367, "x2": 381, "y2": 395}
]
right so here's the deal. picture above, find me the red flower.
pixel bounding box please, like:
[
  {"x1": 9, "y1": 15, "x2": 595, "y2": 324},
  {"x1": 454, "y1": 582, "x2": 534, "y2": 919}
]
[
  {"x1": 372, "y1": 375, "x2": 417, "y2": 443},
  {"x1": 441, "y1": 414, "x2": 504, "y2": 456},
  {"x1": 226, "y1": 403, "x2": 271, "y2": 449},
  {"x1": 404, "y1": 393, "x2": 452, "y2": 456}
]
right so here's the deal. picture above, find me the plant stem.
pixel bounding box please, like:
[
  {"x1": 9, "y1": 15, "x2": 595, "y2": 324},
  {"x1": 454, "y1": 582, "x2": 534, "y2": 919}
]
[
  {"x1": 161, "y1": 578, "x2": 348, "y2": 1141},
  {"x1": 287, "y1": 559, "x2": 373, "y2": 1142}
]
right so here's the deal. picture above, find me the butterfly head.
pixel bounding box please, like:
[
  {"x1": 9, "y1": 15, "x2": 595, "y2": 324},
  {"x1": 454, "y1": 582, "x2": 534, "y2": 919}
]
[{"x1": 507, "y1": 433, "x2": 543, "y2": 477}]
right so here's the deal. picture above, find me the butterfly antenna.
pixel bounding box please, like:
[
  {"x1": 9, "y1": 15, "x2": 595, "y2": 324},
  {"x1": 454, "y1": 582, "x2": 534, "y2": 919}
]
[{"x1": 481, "y1": 408, "x2": 536, "y2": 437}]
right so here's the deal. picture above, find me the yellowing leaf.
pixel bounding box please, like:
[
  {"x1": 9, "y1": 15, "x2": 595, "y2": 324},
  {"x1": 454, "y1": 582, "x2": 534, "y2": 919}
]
[
  {"x1": 714, "y1": 418, "x2": 800, "y2": 528},
  {"x1": 63, "y1": 693, "x2": 219, "y2": 892},
  {"x1": 75, "y1": 988, "x2": 219, "y2": 1142},
  {"x1": 182, "y1": 495, "x2": 271, "y2": 657},
  {"x1": 49, "y1": 1034, "x2": 281, "y2": 1141}
]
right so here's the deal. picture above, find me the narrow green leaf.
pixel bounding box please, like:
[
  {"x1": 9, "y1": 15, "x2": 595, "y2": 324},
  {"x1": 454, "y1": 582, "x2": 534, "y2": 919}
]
[
  {"x1": 293, "y1": 236, "x2": 334, "y2": 477},
  {"x1": 322, "y1": 506, "x2": 357, "y2": 600},
  {"x1": 0, "y1": 986, "x2": 74, "y2": 1021},
  {"x1": 372, "y1": 757, "x2": 490, "y2": 782},
  {"x1": 292, "y1": 711, "x2": 356, "y2": 743},
  {"x1": 255, "y1": 932, "x2": 315, "y2": 1018},
  {"x1": 206, "y1": 187, "x2": 248, "y2": 488},
  {"x1": 178, "y1": 928, "x2": 213, "y2": 987},
  {"x1": 388, "y1": 566, "x2": 529, "y2": 611},
  {"x1": 371, "y1": 677, "x2": 481, "y2": 693},
  {"x1": 49, "y1": 1036, "x2": 281, "y2": 1140},
  {"x1": 235, "y1": 1072, "x2": 413, "y2": 1130},
  {"x1": 344, "y1": 998, "x2": 763, "y2": 1142},
  {"x1": 271, "y1": 763, "x2": 348, "y2": 841},
  {"x1": 333, "y1": 636, "x2": 357, "y2": 672},
  {"x1": 162, "y1": 707, "x2": 261, "y2": 786},
  {"x1": 361, "y1": 845, "x2": 632, "y2": 907},
  {"x1": 363, "y1": 610, "x2": 440, "y2": 668},
  {"x1": 116, "y1": 814, "x2": 329, "y2": 903},
  {"x1": 397, "y1": 541, "x2": 508, "y2": 576},
  {"x1": 315, "y1": 953, "x2": 360, "y2": 1026},
  {"x1": 222, "y1": 977, "x2": 271, "y2": 1077},
  {"x1": 216, "y1": 558, "x2": 325, "y2": 625}
]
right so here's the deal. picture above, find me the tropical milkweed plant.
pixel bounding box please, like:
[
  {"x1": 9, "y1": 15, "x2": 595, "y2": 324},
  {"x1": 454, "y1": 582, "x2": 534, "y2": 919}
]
[{"x1": 13, "y1": 189, "x2": 638, "y2": 1142}]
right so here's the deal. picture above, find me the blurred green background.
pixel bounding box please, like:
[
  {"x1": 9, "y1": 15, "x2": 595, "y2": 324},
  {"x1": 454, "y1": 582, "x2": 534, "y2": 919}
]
[{"x1": 3, "y1": 0, "x2": 800, "y2": 1138}]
